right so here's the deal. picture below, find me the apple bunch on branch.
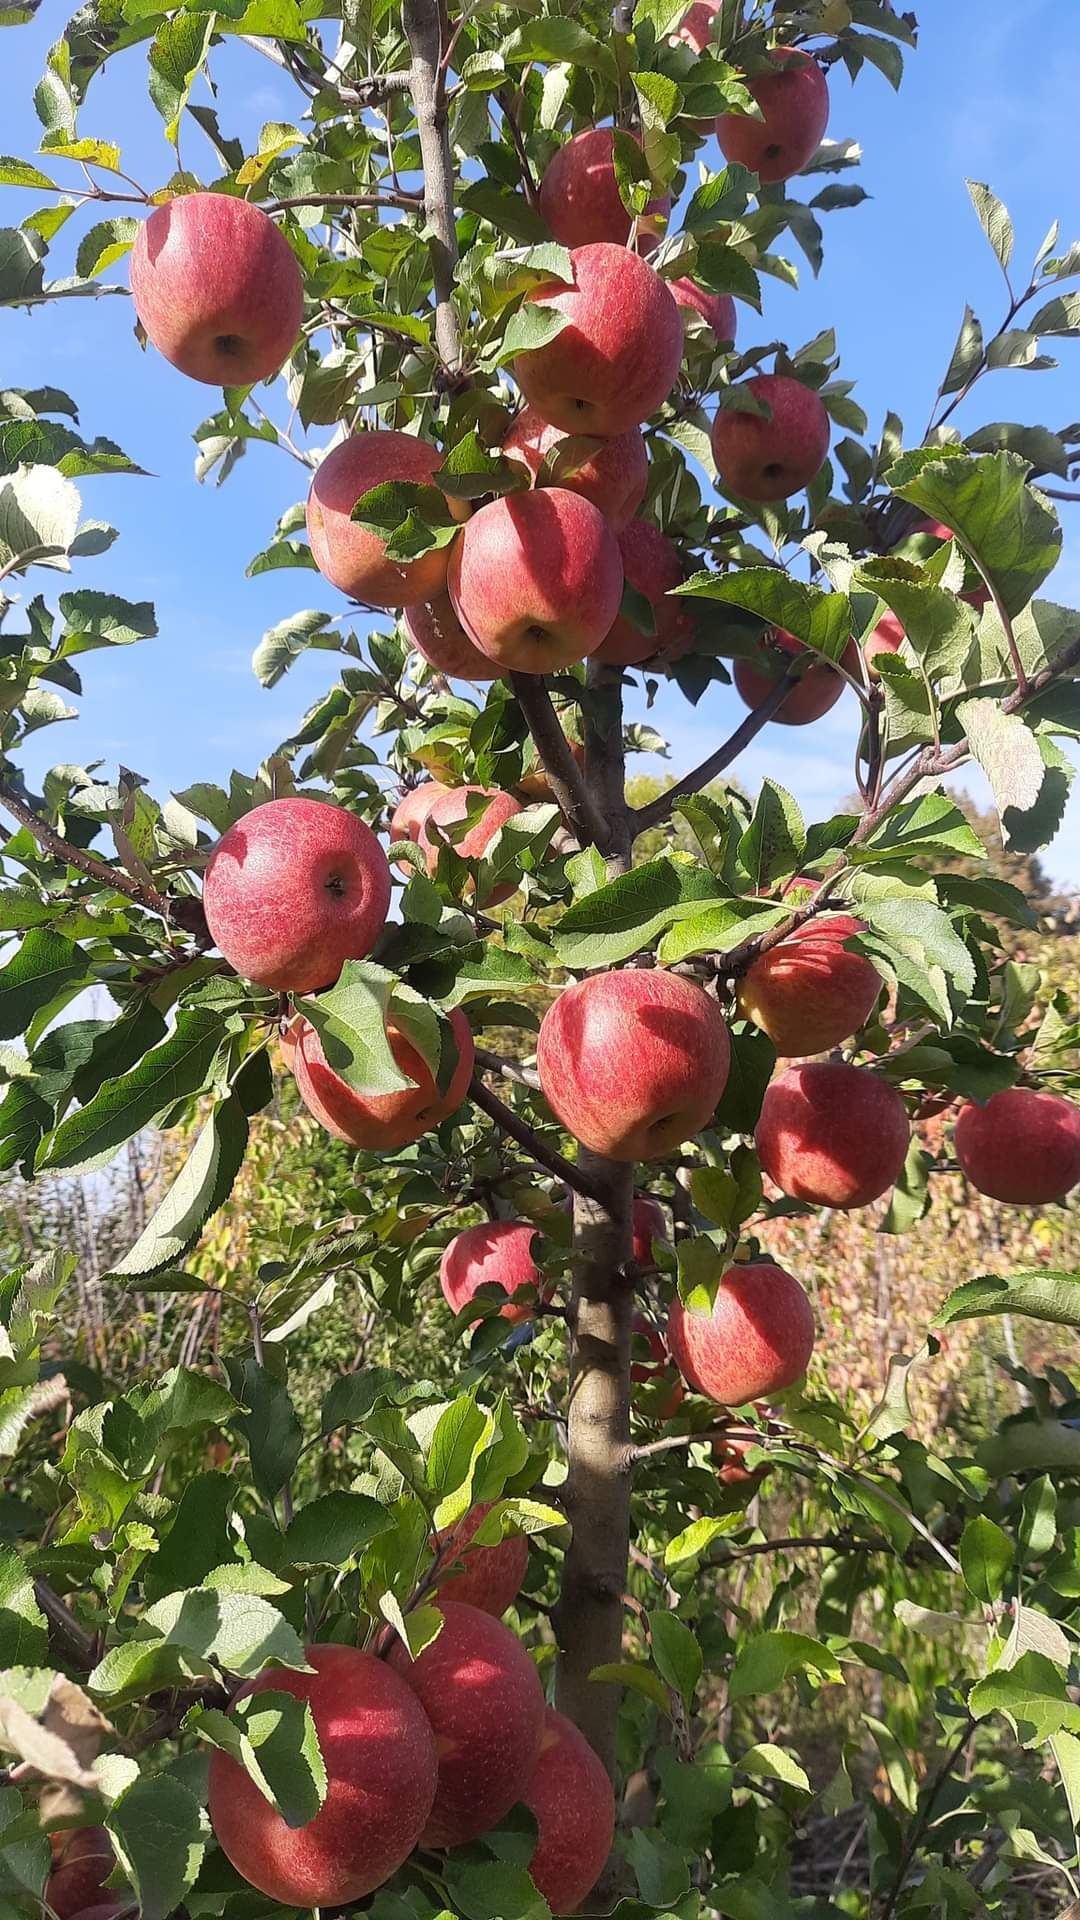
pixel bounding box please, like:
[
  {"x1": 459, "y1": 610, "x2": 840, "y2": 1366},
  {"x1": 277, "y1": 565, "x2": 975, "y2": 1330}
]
[{"x1": 1, "y1": 0, "x2": 1080, "y2": 1914}]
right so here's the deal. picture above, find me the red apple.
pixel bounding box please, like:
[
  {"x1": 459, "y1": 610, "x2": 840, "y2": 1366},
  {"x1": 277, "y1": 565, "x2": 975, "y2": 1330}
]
[
  {"x1": 668, "y1": 1261, "x2": 814, "y2": 1404},
  {"x1": 712, "y1": 374, "x2": 830, "y2": 502},
  {"x1": 521, "y1": 1709, "x2": 615, "y2": 1914},
  {"x1": 733, "y1": 628, "x2": 858, "y2": 727},
  {"x1": 440, "y1": 1220, "x2": 543, "y2": 1324},
  {"x1": 756, "y1": 1062, "x2": 910, "y2": 1209},
  {"x1": 594, "y1": 520, "x2": 694, "y2": 666},
  {"x1": 513, "y1": 243, "x2": 684, "y2": 438},
  {"x1": 674, "y1": 1, "x2": 718, "y2": 52},
  {"x1": 537, "y1": 970, "x2": 731, "y2": 1161},
  {"x1": 632, "y1": 1192, "x2": 668, "y2": 1265},
  {"x1": 292, "y1": 1006, "x2": 474, "y2": 1149},
  {"x1": 387, "y1": 1601, "x2": 545, "y2": 1848},
  {"x1": 129, "y1": 192, "x2": 302, "y2": 386},
  {"x1": 389, "y1": 780, "x2": 448, "y2": 870},
  {"x1": 202, "y1": 797, "x2": 391, "y2": 994},
  {"x1": 46, "y1": 1828, "x2": 114, "y2": 1920},
  {"x1": 501, "y1": 406, "x2": 648, "y2": 531},
  {"x1": 717, "y1": 48, "x2": 829, "y2": 184},
  {"x1": 517, "y1": 738, "x2": 585, "y2": 801},
  {"x1": 714, "y1": 1431, "x2": 771, "y2": 1489},
  {"x1": 954, "y1": 1087, "x2": 1080, "y2": 1205},
  {"x1": 433, "y1": 1501, "x2": 530, "y2": 1615},
  {"x1": 208, "y1": 1645, "x2": 437, "y2": 1906},
  {"x1": 306, "y1": 431, "x2": 465, "y2": 609},
  {"x1": 670, "y1": 277, "x2": 737, "y2": 346},
  {"x1": 418, "y1": 785, "x2": 524, "y2": 903},
  {"x1": 631, "y1": 1313, "x2": 685, "y2": 1417},
  {"x1": 405, "y1": 592, "x2": 504, "y2": 681},
  {"x1": 736, "y1": 914, "x2": 882, "y2": 1056},
  {"x1": 538, "y1": 128, "x2": 670, "y2": 252},
  {"x1": 864, "y1": 607, "x2": 905, "y2": 678},
  {"x1": 448, "y1": 488, "x2": 623, "y2": 674}
]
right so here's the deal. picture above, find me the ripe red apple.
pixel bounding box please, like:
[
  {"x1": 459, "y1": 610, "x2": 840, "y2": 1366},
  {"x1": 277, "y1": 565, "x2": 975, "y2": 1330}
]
[
  {"x1": 717, "y1": 49, "x2": 829, "y2": 184},
  {"x1": 202, "y1": 797, "x2": 391, "y2": 994},
  {"x1": 631, "y1": 1313, "x2": 684, "y2": 1417},
  {"x1": 733, "y1": 628, "x2": 858, "y2": 728},
  {"x1": 954, "y1": 1087, "x2": 1080, "y2": 1205},
  {"x1": 46, "y1": 1828, "x2": 114, "y2": 1920},
  {"x1": 594, "y1": 520, "x2": 694, "y2": 667},
  {"x1": 448, "y1": 488, "x2": 623, "y2": 674},
  {"x1": 668, "y1": 1261, "x2": 814, "y2": 1403},
  {"x1": 714, "y1": 1431, "x2": 771, "y2": 1489},
  {"x1": 418, "y1": 785, "x2": 524, "y2": 903},
  {"x1": 674, "y1": 0, "x2": 718, "y2": 52},
  {"x1": 632, "y1": 1192, "x2": 668, "y2": 1265},
  {"x1": 538, "y1": 128, "x2": 670, "y2": 252},
  {"x1": 129, "y1": 192, "x2": 303, "y2": 387},
  {"x1": 756, "y1": 1062, "x2": 910, "y2": 1209},
  {"x1": 208, "y1": 1644, "x2": 437, "y2": 1906},
  {"x1": 736, "y1": 915, "x2": 882, "y2": 1056},
  {"x1": 307, "y1": 431, "x2": 465, "y2": 609},
  {"x1": 537, "y1": 970, "x2": 731, "y2": 1161},
  {"x1": 501, "y1": 407, "x2": 648, "y2": 531},
  {"x1": 517, "y1": 738, "x2": 585, "y2": 802},
  {"x1": 405, "y1": 592, "x2": 504, "y2": 681},
  {"x1": 521, "y1": 1709, "x2": 615, "y2": 1914},
  {"x1": 671, "y1": 277, "x2": 737, "y2": 346},
  {"x1": 864, "y1": 607, "x2": 905, "y2": 678},
  {"x1": 712, "y1": 374, "x2": 831, "y2": 502},
  {"x1": 387, "y1": 1600, "x2": 545, "y2": 1848},
  {"x1": 389, "y1": 780, "x2": 448, "y2": 871},
  {"x1": 513, "y1": 243, "x2": 684, "y2": 438},
  {"x1": 440, "y1": 1220, "x2": 543, "y2": 1324},
  {"x1": 433, "y1": 1501, "x2": 530, "y2": 1615},
  {"x1": 292, "y1": 1006, "x2": 474, "y2": 1149}
]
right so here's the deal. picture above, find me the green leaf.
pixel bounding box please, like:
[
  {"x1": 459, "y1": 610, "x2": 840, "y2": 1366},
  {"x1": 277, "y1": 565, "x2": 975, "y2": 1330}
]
[
  {"x1": 252, "y1": 609, "x2": 338, "y2": 688},
  {"x1": 228, "y1": 1356, "x2": 303, "y2": 1501},
  {"x1": 737, "y1": 780, "x2": 806, "y2": 890},
  {"x1": 190, "y1": 1690, "x2": 326, "y2": 1829},
  {"x1": 588, "y1": 1660, "x2": 672, "y2": 1715},
  {"x1": 856, "y1": 790, "x2": 984, "y2": 863},
  {"x1": 444, "y1": 1858, "x2": 551, "y2": 1920},
  {"x1": 678, "y1": 567, "x2": 851, "y2": 660},
  {"x1": 960, "y1": 1514, "x2": 1014, "y2": 1602},
  {"x1": 0, "y1": 1548, "x2": 47, "y2": 1665},
  {"x1": 57, "y1": 590, "x2": 156, "y2": 653},
  {"x1": 969, "y1": 1650, "x2": 1080, "y2": 1746},
  {"x1": 649, "y1": 1610, "x2": 702, "y2": 1705},
  {"x1": 297, "y1": 961, "x2": 412, "y2": 1098},
  {"x1": 739, "y1": 1743, "x2": 811, "y2": 1793},
  {"x1": 495, "y1": 300, "x2": 571, "y2": 365},
  {"x1": 39, "y1": 1007, "x2": 229, "y2": 1174},
  {"x1": 500, "y1": 16, "x2": 615, "y2": 76},
  {"x1": 0, "y1": 158, "x2": 57, "y2": 191},
  {"x1": 74, "y1": 218, "x2": 139, "y2": 281},
  {"x1": 728, "y1": 1631, "x2": 842, "y2": 1702},
  {"x1": 966, "y1": 180, "x2": 1013, "y2": 273},
  {"x1": 887, "y1": 448, "x2": 1062, "y2": 618},
  {"x1": 859, "y1": 897, "x2": 976, "y2": 999},
  {"x1": 109, "y1": 1086, "x2": 255, "y2": 1278},
  {"x1": 284, "y1": 1491, "x2": 393, "y2": 1568},
  {"x1": 935, "y1": 1270, "x2": 1080, "y2": 1331},
  {"x1": 1028, "y1": 290, "x2": 1080, "y2": 337},
  {"x1": 427, "y1": 1395, "x2": 494, "y2": 1517},
  {"x1": 1019, "y1": 1477, "x2": 1057, "y2": 1561},
  {"x1": 144, "y1": 1584, "x2": 307, "y2": 1677},
  {"x1": 108, "y1": 1772, "x2": 207, "y2": 1920},
  {"x1": 148, "y1": 12, "x2": 215, "y2": 142},
  {"x1": 956, "y1": 698, "x2": 1045, "y2": 830},
  {"x1": 144, "y1": 1473, "x2": 234, "y2": 1604},
  {"x1": 552, "y1": 859, "x2": 722, "y2": 968},
  {"x1": 0, "y1": 930, "x2": 88, "y2": 1042},
  {"x1": 939, "y1": 305, "x2": 983, "y2": 396}
]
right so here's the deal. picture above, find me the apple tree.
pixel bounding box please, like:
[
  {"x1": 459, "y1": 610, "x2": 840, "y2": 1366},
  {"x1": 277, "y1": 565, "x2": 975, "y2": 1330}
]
[{"x1": 1, "y1": 0, "x2": 1080, "y2": 1915}]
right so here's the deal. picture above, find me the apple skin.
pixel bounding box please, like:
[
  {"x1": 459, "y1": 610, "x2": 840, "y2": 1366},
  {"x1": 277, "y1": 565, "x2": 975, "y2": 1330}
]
[
  {"x1": 538, "y1": 128, "x2": 670, "y2": 252},
  {"x1": 537, "y1": 970, "x2": 731, "y2": 1162},
  {"x1": 208, "y1": 1644, "x2": 437, "y2": 1906},
  {"x1": 736, "y1": 914, "x2": 882, "y2": 1056},
  {"x1": 448, "y1": 488, "x2": 623, "y2": 674},
  {"x1": 716, "y1": 48, "x2": 829, "y2": 184},
  {"x1": 517, "y1": 739, "x2": 585, "y2": 802},
  {"x1": 521, "y1": 1709, "x2": 616, "y2": 1915},
  {"x1": 389, "y1": 780, "x2": 448, "y2": 871},
  {"x1": 129, "y1": 193, "x2": 302, "y2": 387},
  {"x1": 405, "y1": 592, "x2": 504, "y2": 681},
  {"x1": 954, "y1": 1087, "x2": 1080, "y2": 1205},
  {"x1": 712, "y1": 374, "x2": 830, "y2": 503},
  {"x1": 434, "y1": 1501, "x2": 530, "y2": 1616},
  {"x1": 631, "y1": 1313, "x2": 685, "y2": 1418},
  {"x1": 714, "y1": 1432, "x2": 771, "y2": 1489},
  {"x1": 418, "y1": 785, "x2": 524, "y2": 904},
  {"x1": 864, "y1": 607, "x2": 905, "y2": 678},
  {"x1": 387, "y1": 1600, "x2": 546, "y2": 1849},
  {"x1": 293, "y1": 1006, "x2": 474, "y2": 1149},
  {"x1": 671, "y1": 277, "x2": 737, "y2": 346},
  {"x1": 203, "y1": 797, "x2": 391, "y2": 994},
  {"x1": 594, "y1": 520, "x2": 694, "y2": 667},
  {"x1": 307, "y1": 431, "x2": 465, "y2": 609},
  {"x1": 513, "y1": 243, "x2": 684, "y2": 438},
  {"x1": 632, "y1": 1192, "x2": 668, "y2": 1265},
  {"x1": 756, "y1": 1062, "x2": 910, "y2": 1209},
  {"x1": 733, "y1": 628, "x2": 859, "y2": 727},
  {"x1": 501, "y1": 407, "x2": 648, "y2": 531},
  {"x1": 440, "y1": 1220, "x2": 543, "y2": 1324},
  {"x1": 668, "y1": 1261, "x2": 814, "y2": 1404},
  {"x1": 46, "y1": 1828, "x2": 114, "y2": 1920}
]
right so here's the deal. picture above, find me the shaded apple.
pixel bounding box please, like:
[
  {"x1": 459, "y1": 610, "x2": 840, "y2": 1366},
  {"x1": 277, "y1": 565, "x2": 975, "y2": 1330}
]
[
  {"x1": 954, "y1": 1087, "x2": 1080, "y2": 1204},
  {"x1": 539, "y1": 127, "x2": 670, "y2": 251},
  {"x1": 594, "y1": 521, "x2": 694, "y2": 667},
  {"x1": 129, "y1": 192, "x2": 302, "y2": 386},
  {"x1": 673, "y1": 0, "x2": 717, "y2": 50},
  {"x1": 733, "y1": 628, "x2": 859, "y2": 727},
  {"x1": 863, "y1": 607, "x2": 905, "y2": 678},
  {"x1": 389, "y1": 780, "x2": 448, "y2": 871},
  {"x1": 513, "y1": 243, "x2": 683, "y2": 438},
  {"x1": 405, "y1": 592, "x2": 504, "y2": 681},
  {"x1": 712, "y1": 374, "x2": 830, "y2": 503},
  {"x1": 756, "y1": 1061, "x2": 910, "y2": 1209},
  {"x1": 501, "y1": 407, "x2": 648, "y2": 530},
  {"x1": 440, "y1": 1220, "x2": 544, "y2": 1324},
  {"x1": 736, "y1": 914, "x2": 882, "y2": 1055},
  {"x1": 631, "y1": 1313, "x2": 684, "y2": 1418},
  {"x1": 521, "y1": 1709, "x2": 616, "y2": 1914},
  {"x1": 306, "y1": 431, "x2": 465, "y2": 609},
  {"x1": 208, "y1": 1644, "x2": 437, "y2": 1906},
  {"x1": 203, "y1": 796, "x2": 391, "y2": 994},
  {"x1": 668, "y1": 1261, "x2": 814, "y2": 1403},
  {"x1": 292, "y1": 1006, "x2": 474, "y2": 1149},
  {"x1": 517, "y1": 738, "x2": 585, "y2": 801},
  {"x1": 448, "y1": 487, "x2": 623, "y2": 674},
  {"x1": 632, "y1": 1192, "x2": 668, "y2": 1265},
  {"x1": 433, "y1": 1501, "x2": 530, "y2": 1615},
  {"x1": 47, "y1": 1827, "x2": 114, "y2": 1920},
  {"x1": 717, "y1": 49, "x2": 829, "y2": 184},
  {"x1": 670, "y1": 277, "x2": 737, "y2": 346},
  {"x1": 417, "y1": 784, "x2": 524, "y2": 903}
]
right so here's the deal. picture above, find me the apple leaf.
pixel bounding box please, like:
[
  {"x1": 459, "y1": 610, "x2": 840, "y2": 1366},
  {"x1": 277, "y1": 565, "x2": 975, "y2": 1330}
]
[
  {"x1": 297, "y1": 960, "x2": 414, "y2": 1098},
  {"x1": 886, "y1": 448, "x2": 1062, "y2": 617},
  {"x1": 187, "y1": 1691, "x2": 327, "y2": 1829},
  {"x1": 677, "y1": 568, "x2": 851, "y2": 662}
]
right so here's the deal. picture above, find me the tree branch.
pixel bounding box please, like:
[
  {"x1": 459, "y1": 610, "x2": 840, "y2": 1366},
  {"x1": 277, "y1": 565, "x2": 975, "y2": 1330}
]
[
  {"x1": 473, "y1": 1045, "x2": 540, "y2": 1089},
  {"x1": 264, "y1": 189, "x2": 420, "y2": 214},
  {"x1": 0, "y1": 778, "x2": 208, "y2": 938},
  {"x1": 630, "y1": 666, "x2": 801, "y2": 833},
  {"x1": 509, "y1": 673, "x2": 611, "y2": 849},
  {"x1": 469, "y1": 1074, "x2": 606, "y2": 1202},
  {"x1": 402, "y1": 0, "x2": 464, "y2": 373},
  {"x1": 876, "y1": 1715, "x2": 978, "y2": 1920},
  {"x1": 35, "y1": 1580, "x2": 97, "y2": 1670}
]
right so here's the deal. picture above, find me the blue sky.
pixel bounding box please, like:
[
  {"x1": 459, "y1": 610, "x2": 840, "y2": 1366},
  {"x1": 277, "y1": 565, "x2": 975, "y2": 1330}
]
[{"x1": 4, "y1": 1, "x2": 1080, "y2": 882}]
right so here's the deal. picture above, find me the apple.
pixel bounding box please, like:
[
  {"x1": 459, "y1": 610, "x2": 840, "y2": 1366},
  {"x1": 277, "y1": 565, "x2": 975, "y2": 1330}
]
[
  {"x1": 47, "y1": 1829, "x2": 114, "y2": 1920},
  {"x1": 513, "y1": 243, "x2": 684, "y2": 438},
  {"x1": 203, "y1": 796, "x2": 391, "y2": 994},
  {"x1": 674, "y1": 0, "x2": 717, "y2": 51},
  {"x1": 292, "y1": 1006, "x2": 474, "y2": 1149},
  {"x1": 521, "y1": 1709, "x2": 616, "y2": 1914},
  {"x1": 594, "y1": 520, "x2": 694, "y2": 667},
  {"x1": 756, "y1": 1062, "x2": 910, "y2": 1209},
  {"x1": 631, "y1": 1313, "x2": 684, "y2": 1417},
  {"x1": 733, "y1": 628, "x2": 859, "y2": 727},
  {"x1": 405, "y1": 592, "x2": 504, "y2": 681},
  {"x1": 712, "y1": 374, "x2": 831, "y2": 502},
  {"x1": 501, "y1": 406, "x2": 648, "y2": 531},
  {"x1": 129, "y1": 192, "x2": 302, "y2": 387},
  {"x1": 668, "y1": 1261, "x2": 814, "y2": 1403},
  {"x1": 954, "y1": 1087, "x2": 1080, "y2": 1205},
  {"x1": 539, "y1": 128, "x2": 670, "y2": 252},
  {"x1": 736, "y1": 914, "x2": 882, "y2": 1056},
  {"x1": 716, "y1": 49, "x2": 829, "y2": 184},
  {"x1": 670, "y1": 277, "x2": 737, "y2": 346},
  {"x1": 387, "y1": 1600, "x2": 546, "y2": 1847},
  {"x1": 864, "y1": 607, "x2": 906, "y2": 678},
  {"x1": 440, "y1": 1220, "x2": 544, "y2": 1324},
  {"x1": 389, "y1": 780, "x2": 448, "y2": 872},
  {"x1": 433, "y1": 1500, "x2": 530, "y2": 1615},
  {"x1": 208, "y1": 1644, "x2": 437, "y2": 1906},
  {"x1": 537, "y1": 969, "x2": 731, "y2": 1161},
  {"x1": 714, "y1": 1431, "x2": 771, "y2": 1489},
  {"x1": 632, "y1": 1192, "x2": 668, "y2": 1265},
  {"x1": 306, "y1": 431, "x2": 465, "y2": 609},
  {"x1": 448, "y1": 488, "x2": 623, "y2": 674},
  {"x1": 517, "y1": 738, "x2": 585, "y2": 801},
  {"x1": 418, "y1": 785, "x2": 524, "y2": 903}
]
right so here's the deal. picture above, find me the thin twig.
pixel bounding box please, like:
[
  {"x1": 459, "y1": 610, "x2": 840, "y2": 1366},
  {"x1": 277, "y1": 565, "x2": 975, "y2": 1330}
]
[
  {"x1": 469, "y1": 1074, "x2": 607, "y2": 1202},
  {"x1": 0, "y1": 778, "x2": 176, "y2": 922},
  {"x1": 630, "y1": 667, "x2": 801, "y2": 832},
  {"x1": 876, "y1": 1715, "x2": 977, "y2": 1920},
  {"x1": 265, "y1": 189, "x2": 421, "y2": 214},
  {"x1": 509, "y1": 673, "x2": 610, "y2": 849},
  {"x1": 473, "y1": 1045, "x2": 540, "y2": 1089}
]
